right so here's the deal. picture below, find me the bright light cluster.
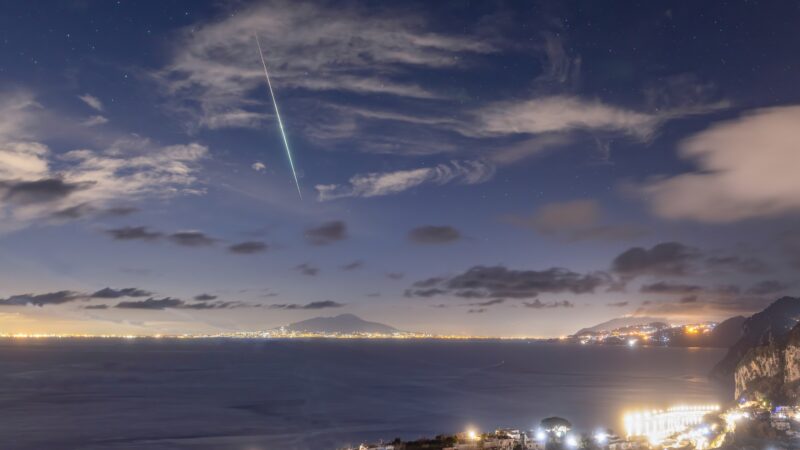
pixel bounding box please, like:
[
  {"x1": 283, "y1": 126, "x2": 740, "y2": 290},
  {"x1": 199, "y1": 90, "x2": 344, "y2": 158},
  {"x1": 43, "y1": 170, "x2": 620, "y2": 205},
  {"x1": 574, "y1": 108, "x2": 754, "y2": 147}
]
[{"x1": 624, "y1": 404, "x2": 720, "y2": 444}]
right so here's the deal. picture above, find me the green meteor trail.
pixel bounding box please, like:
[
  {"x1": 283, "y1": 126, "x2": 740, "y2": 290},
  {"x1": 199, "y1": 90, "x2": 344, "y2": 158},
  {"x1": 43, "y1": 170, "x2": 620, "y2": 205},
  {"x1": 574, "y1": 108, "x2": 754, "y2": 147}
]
[{"x1": 255, "y1": 34, "x2": 302, "y2": 199}]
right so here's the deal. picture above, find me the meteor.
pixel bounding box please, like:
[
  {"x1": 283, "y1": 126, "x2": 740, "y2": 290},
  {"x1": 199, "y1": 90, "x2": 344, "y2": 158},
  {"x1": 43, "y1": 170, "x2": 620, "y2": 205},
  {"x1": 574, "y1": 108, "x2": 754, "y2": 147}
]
[{"x1": 255, "y1": 34, "x2": 302, "y2": 199}]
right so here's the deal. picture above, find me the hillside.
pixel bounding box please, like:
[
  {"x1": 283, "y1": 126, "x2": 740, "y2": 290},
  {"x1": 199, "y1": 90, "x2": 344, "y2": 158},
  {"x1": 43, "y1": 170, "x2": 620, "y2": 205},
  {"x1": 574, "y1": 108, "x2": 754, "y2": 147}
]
[
  {"x1": 286, "y1": 314, "x2": 399, "y2": 334},
  {"x1": 575, "y1": 316, "x2": 667, "y2": 336}
]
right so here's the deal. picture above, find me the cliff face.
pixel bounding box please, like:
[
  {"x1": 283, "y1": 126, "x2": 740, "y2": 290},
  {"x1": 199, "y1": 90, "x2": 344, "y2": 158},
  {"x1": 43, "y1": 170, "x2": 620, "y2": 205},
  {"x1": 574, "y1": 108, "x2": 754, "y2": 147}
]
[
  {"x1": 734, "y1": 345, "x2": 783, "y2": 400},
  {"x1": 785, "y1": 326, "x2": 800, "y2": 386},
  {"x1": 712, "y1": 297, "x2": 800, "y2": 386},
  {"x1": 733, "y1": 320, "x2": 800, "y2": 403}
]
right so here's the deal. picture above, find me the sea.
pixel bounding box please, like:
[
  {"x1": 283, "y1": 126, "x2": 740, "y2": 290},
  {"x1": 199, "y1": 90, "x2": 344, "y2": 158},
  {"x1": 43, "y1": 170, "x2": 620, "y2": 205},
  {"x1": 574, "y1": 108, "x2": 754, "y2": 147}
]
[{"x1": 0, "y1": 339, "x2": 727, "y2": 450}]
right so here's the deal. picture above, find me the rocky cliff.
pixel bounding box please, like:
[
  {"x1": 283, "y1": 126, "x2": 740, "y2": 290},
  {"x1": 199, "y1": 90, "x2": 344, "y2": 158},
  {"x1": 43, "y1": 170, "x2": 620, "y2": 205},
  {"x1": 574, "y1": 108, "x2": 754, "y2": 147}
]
[
  {"x1": 712, "y1": 297, "x2": 800, "y2": 389},
  {"x1": 730, "y1": 302, "x2": 800, "y2": 403}
]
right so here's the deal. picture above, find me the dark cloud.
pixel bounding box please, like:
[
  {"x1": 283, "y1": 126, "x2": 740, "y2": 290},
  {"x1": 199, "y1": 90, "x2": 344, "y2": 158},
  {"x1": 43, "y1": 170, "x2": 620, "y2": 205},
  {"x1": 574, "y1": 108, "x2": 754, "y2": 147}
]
[
  {"x1": 634, "y1": 294, "x2": 776, "y2": 317},
  {"x1": 105, "y1": 226, "x2": 163, "y2": 241},
  {"x1": 705, "y1": 255, "x2": 769, "y2": 274},
  {"x1": 746, "y1": 280, "x2": 790, "y2": 295},
  {"x1": 470, "y1": 298, "x2": 505, "y2": 307},
  {"x1": 408, "y1": 225, "x2": 462, "y2": 244},
  {"x1": 366, "y1": 292, "x2": 381, "y2": 298},
  {"x1": 612, "y1": 242, "x2": 701, "y2": 277},
  {"x1": 407, "y1": 266, "x2": 611, "y2": 299},
  {"x1": 304, "y1": 220, "x2": 347, "y2": 245},
  {"x1": 0, "y1": 178, "x2": 89, "y2": 205},
  {"x1": 404, "y1": 288, "x2": 447, "y2": 298},
  {"x1": 640, "y1": 282, "x2": 742, "y2": 299},
  {"x1": 228, "y1": 241, "x2": 268, "y2": 254},
  {"x1": 179, "y1": 301, "x2": 250, "y2": 310},
  {"x1": 84, "y1": 304, "x2": 109, "y2": 310},
  {"x1": 640, "y1": 282, "x2": 704, "y2": 295},
  {"x1": 294, "y1": 263, "x2": 320, "y2": 276},
  {"x1": 169, "y1": 231, "x2": 216, "y2": 247},
  {"x1": 467, "y1": 308, "x2": 486, "y2": 314},
  {"x1": 269, "y1": 300, "x2": 344, "y2": 310},
  {"x1": 522, "y1": 299, "x2": 575, "y2": 309},
  {"x1": 115, "y1": 297, "x2": 184, "y2": 310},
  {"x1": 114, "y1": 296, "x2": 247, "y2": 310},
  {"x1": 52, "y1": 203, "x2": 95, "y2": 219},
  {"x1": 0, "y1": 290, "x2": 85, "y2": 307},
  {"x1": 341, "y1": 260, "x2": 364, "y2": 271},
  {"x1": 194, "y1": 293, "x2": 218, "y2": 301},
  {"x1": 386, "y1": 272, "x2": 405, "y2": 280},
  {"x1": 411, "y1": 277, "x2": 446, "y2": 288},
  {"x1": 505, "y1": 200, "x2": 645, "y2": 242},
  {"x1": 607, "y1": 301, "x2": 629, "y2": 307},
  {"x1": 91, "y1": 287, "x2": 152, "y2": 299},
  {"x1": 778, "y1": 229, "x2": 800, "y2": 270}
]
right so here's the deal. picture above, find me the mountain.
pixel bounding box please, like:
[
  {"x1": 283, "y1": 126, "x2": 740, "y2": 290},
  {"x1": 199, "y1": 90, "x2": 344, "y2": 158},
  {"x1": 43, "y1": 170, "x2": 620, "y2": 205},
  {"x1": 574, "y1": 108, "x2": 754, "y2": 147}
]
[
  {"x1": 656, "y1": 315, "x2": 746, "y2": 348},
  {"x1": 711, "y1": 297, "x2": 800, "y2": 392},
  {"x1": 706, "y1": 315, "x2": 747, "y2": 347},
  {"x1": 575, "y1": 316, "x2": 668, "y2": 336},
  {"x1": 285, "y1": 314, "x2": 398, "y2": 334}
]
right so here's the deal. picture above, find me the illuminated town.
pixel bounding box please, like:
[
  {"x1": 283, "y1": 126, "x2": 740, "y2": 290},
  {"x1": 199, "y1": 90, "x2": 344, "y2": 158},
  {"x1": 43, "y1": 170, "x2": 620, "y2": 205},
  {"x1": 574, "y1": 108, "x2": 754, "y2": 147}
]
[
  {"x1": 0, "y1": 322, "x2": 719, "y2": 342},
  {"x1": 345, "y1": 401, "x2": 800, "y2": 450},
  {"x1": 566, "y1": 322, "x2": 719, "y2": 347}
]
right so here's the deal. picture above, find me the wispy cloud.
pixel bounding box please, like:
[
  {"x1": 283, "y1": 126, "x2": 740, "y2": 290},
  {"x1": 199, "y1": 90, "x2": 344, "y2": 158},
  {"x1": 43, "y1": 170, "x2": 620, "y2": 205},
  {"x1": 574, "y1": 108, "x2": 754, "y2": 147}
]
[
  {"x1": 406, "y1": 265, "x2": 611, "y2": 300},
  {"x1": 78, "y1": 94, "x2": 104, "y2": 112},
  {"x1": 82, "y1": 115, "x2": 109, "y2": 127},
  {"x1": 0, "y1": 93, "x2": 209, "y2": 232},
  {"x1": 158, "y1": 0, "x2": 494, "y2": 130},
  {"x1": 316, "y1": 160, "x2": 494, "y2": 201},
  {"x1": 269, "y1": 300, "x2": 343, "y2": 310}
]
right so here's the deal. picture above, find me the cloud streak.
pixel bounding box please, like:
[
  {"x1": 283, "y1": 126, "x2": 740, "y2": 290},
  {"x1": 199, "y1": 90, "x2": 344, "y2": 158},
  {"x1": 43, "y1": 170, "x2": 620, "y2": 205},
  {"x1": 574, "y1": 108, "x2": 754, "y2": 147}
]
[
  {"x1": 316, "y1": 160, "x2": 494, "y2": 201},
  {"x1": 269, "y1": 300, "x2": 344, "y2": 310},
  {"x1": 407, "y1": 265, "x2": 611, "y2": 299}
]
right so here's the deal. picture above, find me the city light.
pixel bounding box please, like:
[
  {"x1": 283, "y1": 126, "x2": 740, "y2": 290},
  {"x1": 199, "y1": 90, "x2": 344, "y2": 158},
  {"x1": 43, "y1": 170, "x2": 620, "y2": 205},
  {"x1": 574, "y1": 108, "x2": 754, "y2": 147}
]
[
  {"x1": 565, "y1": 435, "x2": 579, "y2": 448},
  {"x1": 594, "y1": 430, "x2": 608, "y2": 444},
  {"x1": 624, "y1": 404, "x2": 720, "y2": 445}
]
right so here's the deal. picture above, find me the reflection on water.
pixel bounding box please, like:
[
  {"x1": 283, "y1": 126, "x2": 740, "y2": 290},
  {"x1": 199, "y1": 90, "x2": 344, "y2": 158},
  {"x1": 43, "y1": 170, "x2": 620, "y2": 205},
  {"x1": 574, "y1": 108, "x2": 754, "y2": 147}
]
[{"x1": 0, "y1": 339, "x2": 726, "y2": 450}]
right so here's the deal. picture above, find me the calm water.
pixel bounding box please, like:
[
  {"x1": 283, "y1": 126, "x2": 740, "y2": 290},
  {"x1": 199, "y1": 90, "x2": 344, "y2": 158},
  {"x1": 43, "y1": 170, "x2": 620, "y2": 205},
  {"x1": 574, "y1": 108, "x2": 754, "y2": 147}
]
[{"x1": 0, "y1": 339, "x2": 726, "y2": 450}]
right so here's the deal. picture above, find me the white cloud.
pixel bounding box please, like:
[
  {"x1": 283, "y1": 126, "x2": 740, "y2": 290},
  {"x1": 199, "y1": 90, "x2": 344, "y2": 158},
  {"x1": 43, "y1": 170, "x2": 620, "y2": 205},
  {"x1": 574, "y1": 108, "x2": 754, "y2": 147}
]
[
  {"x1": 0, "y1": 92, "x2": 209, "y2": 231},
  {"x1": 82, "y1": 115, "x2": 109, "y2": 127},
  {"x1": 640, "y1": 106, "x2": 800, "y2": 223},
  {"x1": 0, "y1": 91, "x2": 38, "y2": 141},
  {"x1": 158, "y1": 1, "x2": 494, "y2": 129},
  {"x1": 251, "y1": 161, "x2": 266, "y2": 172},
  {"x1": 78, "y1": 94, "x2": 103, "y2": 112},
  {"x1": 316, "y1": 160, "x2": 494, "y2": 201},
  {"x1": 472, "y1": 96, "x2": 660, "y2": 140},
  {"x1": 468, "y1": 91, "x2": 729, "y2": 144},
  {"x1": 0, "y1": 141, "x2": 50, "y2": 180}
]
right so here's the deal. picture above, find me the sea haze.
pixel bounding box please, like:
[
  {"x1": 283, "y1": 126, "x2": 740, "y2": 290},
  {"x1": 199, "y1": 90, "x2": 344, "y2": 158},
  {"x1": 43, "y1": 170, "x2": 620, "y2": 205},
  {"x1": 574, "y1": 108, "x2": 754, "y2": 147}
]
[{"x1": 0, "y1": 340, "x2": 725, "y2": 450}]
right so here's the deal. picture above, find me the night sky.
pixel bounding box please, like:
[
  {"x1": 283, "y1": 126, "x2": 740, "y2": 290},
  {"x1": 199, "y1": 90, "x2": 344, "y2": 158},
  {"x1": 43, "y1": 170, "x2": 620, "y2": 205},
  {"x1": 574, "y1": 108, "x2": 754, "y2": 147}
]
[{"x1": 1, "y1": 0, "x2": 799, "y2": 336}]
